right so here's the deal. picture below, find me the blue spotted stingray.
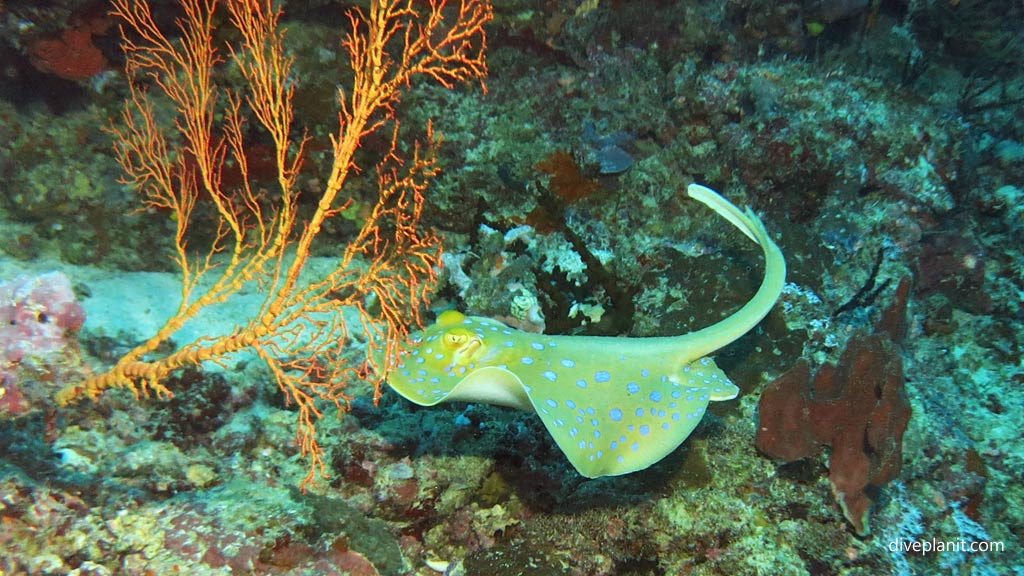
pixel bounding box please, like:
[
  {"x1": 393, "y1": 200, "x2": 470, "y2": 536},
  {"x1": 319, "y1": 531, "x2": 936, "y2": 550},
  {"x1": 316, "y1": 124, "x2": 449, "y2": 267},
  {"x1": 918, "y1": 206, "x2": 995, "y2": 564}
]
[{"x1": 383, "y1": 184, "x2": 786, "y2": 478}]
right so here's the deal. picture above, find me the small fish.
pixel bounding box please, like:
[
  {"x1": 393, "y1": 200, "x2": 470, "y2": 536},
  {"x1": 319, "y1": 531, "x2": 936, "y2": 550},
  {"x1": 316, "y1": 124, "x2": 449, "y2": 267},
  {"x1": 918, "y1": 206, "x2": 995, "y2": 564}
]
[{"x1": 383, "y1": 184, "x2": 786, "y2": 478}]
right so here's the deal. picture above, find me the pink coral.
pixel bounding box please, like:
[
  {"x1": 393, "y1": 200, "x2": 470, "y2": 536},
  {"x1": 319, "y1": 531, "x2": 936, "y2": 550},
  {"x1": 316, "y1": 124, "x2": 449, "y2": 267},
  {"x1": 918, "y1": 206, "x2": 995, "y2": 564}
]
[{"x1": 0, "y1": 271, "x2": 86, "y2": 416}]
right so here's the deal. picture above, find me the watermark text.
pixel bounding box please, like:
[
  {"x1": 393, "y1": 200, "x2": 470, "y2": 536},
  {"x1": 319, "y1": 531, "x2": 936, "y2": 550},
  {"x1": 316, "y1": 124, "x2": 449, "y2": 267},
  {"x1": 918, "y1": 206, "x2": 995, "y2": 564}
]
[{"x1": 888, "y1": 538, "x2": 1005, "y2": 555}]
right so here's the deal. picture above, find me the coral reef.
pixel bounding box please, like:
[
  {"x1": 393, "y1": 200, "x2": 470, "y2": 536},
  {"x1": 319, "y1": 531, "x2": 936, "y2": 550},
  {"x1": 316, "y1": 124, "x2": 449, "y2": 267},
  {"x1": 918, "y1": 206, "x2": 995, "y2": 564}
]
[{"x1": 1, "y1": 0, "x2": 1024, "y2": 574}]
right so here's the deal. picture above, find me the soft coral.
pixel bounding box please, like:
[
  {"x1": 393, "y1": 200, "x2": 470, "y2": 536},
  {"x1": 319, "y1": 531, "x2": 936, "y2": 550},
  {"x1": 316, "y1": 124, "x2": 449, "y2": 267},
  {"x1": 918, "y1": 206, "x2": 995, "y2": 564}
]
[
  {"x1": 27, "y1": 14, "x2": 112, "y2": 81},
  {"x1": 756, "y1": 278, "x2": 913, "y2": 536}
]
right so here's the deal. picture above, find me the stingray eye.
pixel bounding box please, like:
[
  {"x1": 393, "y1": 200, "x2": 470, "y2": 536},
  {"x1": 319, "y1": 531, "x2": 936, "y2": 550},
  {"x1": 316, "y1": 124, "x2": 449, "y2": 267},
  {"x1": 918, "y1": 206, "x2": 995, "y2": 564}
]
[
  {"x1": 442, "y1": 329, "x2": 485, "y2": 365},
  {"x1": 443, "y1": 332, "x2": 469, "y2": 349}
]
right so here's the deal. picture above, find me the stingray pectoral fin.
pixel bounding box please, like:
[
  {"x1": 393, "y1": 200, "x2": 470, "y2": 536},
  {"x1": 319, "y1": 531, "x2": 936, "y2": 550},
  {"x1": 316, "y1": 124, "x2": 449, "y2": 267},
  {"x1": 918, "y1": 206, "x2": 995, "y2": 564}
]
[
  {"x1": 530, "y1": 390, "x2": 709, "y2": 478},
  {"x1": 522, "y1": 357, "x2": 737, "y2": 478},
  {"x1": 442, "y1": 367, "x2": 534, "y2": 410},
  {"x1": 388, "y1": 365, "x2": 534, "y2": 411}
]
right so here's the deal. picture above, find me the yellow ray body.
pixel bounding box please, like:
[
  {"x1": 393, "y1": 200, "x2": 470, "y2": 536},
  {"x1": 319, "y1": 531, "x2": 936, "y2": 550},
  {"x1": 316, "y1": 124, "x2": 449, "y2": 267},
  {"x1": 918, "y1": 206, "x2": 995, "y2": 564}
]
[{"x1": 383, "y1": 184, "x2": 786, "y2": 477}]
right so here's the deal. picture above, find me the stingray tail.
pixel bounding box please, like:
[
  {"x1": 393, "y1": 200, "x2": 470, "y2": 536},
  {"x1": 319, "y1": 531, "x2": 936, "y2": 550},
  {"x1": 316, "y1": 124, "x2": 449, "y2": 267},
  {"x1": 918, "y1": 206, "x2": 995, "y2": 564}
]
[{"x1": 683, "y1": 184, "x2": 787, "y2": 359}]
